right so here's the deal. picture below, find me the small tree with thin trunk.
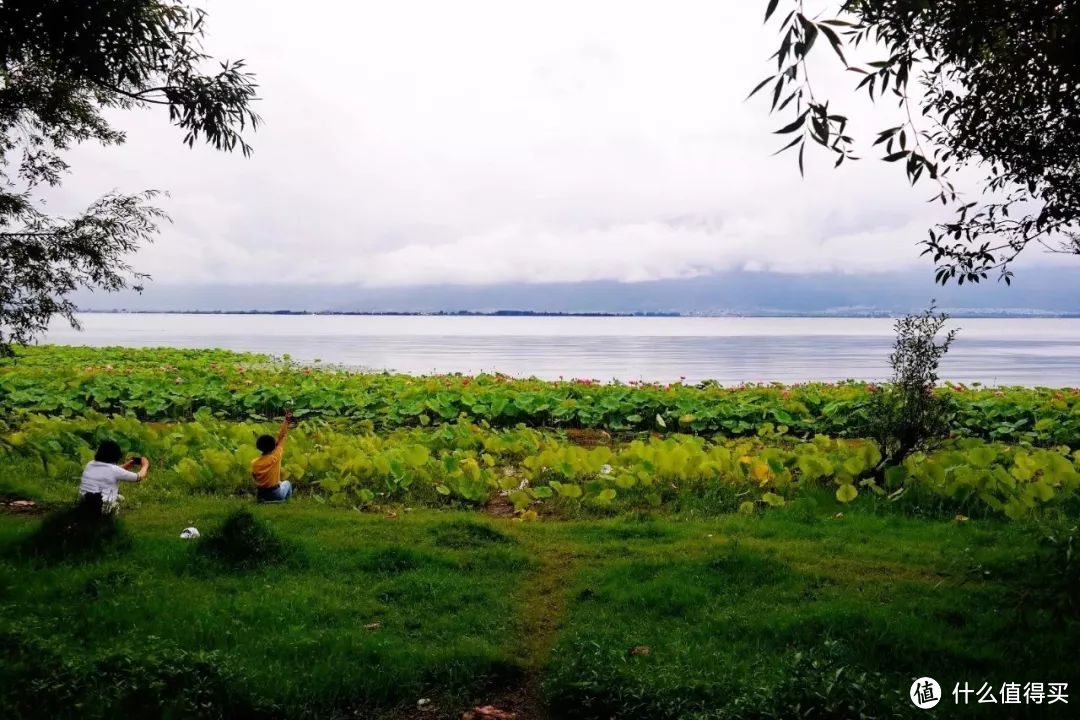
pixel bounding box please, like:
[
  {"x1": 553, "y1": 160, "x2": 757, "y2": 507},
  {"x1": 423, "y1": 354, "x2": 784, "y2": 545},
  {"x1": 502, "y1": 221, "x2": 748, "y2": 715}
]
[{"x1": 868, "y1": 304, "x2": 958, "y2": 473}]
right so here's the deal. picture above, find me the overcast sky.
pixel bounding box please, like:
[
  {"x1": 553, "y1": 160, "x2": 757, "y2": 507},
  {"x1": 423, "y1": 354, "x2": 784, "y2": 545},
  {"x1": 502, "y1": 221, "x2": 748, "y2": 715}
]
[{"x1": 47, "y1": 0, "x2": 1070, "y2": 287}]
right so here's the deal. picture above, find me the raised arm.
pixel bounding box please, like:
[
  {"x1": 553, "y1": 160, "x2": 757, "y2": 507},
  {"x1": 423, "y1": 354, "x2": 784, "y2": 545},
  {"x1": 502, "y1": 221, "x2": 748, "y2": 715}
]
[{"x1": 275, "y1": 410, "x2": 293, "y2": 447}]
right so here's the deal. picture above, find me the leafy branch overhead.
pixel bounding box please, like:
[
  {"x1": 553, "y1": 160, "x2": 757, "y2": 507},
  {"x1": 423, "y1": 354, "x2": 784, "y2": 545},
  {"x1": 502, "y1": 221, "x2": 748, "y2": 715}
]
[
  {"x1": 0, "y1": 1, "x2": 259, "y2": 355},
  {"x1": 751, "y1": 0, "x2": 1080, "y2": 284}
]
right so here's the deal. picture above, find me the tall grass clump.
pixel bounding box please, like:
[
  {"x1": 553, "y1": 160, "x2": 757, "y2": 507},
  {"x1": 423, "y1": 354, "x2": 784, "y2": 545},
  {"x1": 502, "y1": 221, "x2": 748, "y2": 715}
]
[
  {"x1": 197, "y1": 509, "x2": 296, "y2": 570},
  {"x1": 17, "y1": 499, "x2": 132, "y2": 563}
]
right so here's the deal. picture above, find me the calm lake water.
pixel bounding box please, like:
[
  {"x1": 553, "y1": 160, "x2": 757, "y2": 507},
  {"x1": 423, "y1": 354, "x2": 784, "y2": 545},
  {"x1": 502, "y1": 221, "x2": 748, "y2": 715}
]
[{"x1": 41, "y1": 313, "x2": 1080, "y2": 386}]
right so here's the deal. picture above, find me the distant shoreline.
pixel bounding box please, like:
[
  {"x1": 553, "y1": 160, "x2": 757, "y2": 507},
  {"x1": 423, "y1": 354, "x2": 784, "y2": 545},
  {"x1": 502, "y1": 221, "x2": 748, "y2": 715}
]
[{"x1": 74, "y1": 309, "x2": 1080, "y2": 319}]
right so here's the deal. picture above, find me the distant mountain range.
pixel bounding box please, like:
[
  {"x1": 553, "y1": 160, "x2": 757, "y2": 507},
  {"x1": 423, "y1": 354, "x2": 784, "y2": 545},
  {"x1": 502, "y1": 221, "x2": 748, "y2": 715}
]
[{"x1": 73, "y1": 268, "x2": 1080, "y2": 317}]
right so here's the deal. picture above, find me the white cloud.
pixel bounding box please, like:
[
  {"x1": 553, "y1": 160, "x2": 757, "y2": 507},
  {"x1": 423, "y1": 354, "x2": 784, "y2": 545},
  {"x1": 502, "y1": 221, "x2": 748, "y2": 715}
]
[{"x1": 38, "y1": 0, "x2": 1072, "y2": 287}]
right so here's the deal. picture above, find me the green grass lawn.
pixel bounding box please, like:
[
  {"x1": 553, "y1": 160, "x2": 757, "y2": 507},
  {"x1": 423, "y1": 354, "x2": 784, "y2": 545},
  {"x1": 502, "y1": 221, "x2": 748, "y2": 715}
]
[{"x1": 2, "y1": 496, "x2": 1076, "y2": 719}]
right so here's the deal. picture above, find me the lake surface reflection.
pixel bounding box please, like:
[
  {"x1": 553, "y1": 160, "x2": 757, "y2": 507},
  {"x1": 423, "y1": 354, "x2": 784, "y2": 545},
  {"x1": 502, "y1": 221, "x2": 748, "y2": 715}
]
[{"x1": 41, "y1": 314, "x2": 1080, "y2": 386}]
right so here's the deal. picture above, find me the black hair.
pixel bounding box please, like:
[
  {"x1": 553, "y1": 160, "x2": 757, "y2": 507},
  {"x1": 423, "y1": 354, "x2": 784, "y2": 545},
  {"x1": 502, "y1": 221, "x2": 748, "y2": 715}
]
[
  {"x1": 256, "y1": 435, "x2": 276, "y2": 455},
  {"x1": 94, "y1": 440, "x2": 123, "y2": 464}
]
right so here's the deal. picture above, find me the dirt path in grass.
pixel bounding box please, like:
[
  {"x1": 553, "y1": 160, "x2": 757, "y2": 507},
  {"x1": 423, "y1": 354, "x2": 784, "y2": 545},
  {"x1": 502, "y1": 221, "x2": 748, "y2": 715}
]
[
  {"x1": 387, "y1": 504, "x2": 579, "y2": 720},
  {"x1": 472, "y1": 513, "x2": 580, "y2": 720},
  {"x1": 510, "y1": 544, "x2": 577, "y2": 718},
  {"x1": 471, "y1": 430, "x2": 609, "y2": 716}
]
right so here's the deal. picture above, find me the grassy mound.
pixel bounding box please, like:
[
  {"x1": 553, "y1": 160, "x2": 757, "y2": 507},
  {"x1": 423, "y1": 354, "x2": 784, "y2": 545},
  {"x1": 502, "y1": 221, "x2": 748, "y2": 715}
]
[
  {"x1": 354, "y1": 545, "x2": 444, "y2": 574},
  {"x1": 431, "y1": 519, "x2": 514, "y2": 548},
  {"x1": 197, "y1": 509, "x2": 295, "y2": 570},
  {"x1": 17, "y1": 501, "x2": 132, "y2": 564}
]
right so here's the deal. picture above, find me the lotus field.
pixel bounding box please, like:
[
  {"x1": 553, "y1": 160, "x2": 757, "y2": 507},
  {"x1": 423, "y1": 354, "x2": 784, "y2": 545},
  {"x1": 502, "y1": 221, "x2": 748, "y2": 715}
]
[{"x1": 2, "y1": 346, "x2": 1077, "y2": 519}]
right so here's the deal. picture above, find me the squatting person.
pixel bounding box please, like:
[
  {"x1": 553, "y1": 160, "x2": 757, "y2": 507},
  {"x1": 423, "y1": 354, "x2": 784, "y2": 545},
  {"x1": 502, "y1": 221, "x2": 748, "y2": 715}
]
[
  {"x1": 252, "y1": 410, "x2": 294, "y2": 502},
  {"x1": 78, "y1": 440, "x2": 150, "y2": 513}
]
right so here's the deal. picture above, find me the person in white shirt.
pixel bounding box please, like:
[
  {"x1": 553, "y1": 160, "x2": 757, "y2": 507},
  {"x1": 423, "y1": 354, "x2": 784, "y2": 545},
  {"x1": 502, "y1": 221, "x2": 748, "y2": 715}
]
[{"x1": 79, "y1": 440, "x2": 150, "y2": 513}]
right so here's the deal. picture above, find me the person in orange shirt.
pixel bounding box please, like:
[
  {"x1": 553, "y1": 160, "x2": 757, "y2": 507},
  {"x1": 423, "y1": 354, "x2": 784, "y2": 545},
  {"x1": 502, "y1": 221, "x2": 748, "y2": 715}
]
[{"x1": 252, "y1": 410, "x2": 294, "y2": 502}]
